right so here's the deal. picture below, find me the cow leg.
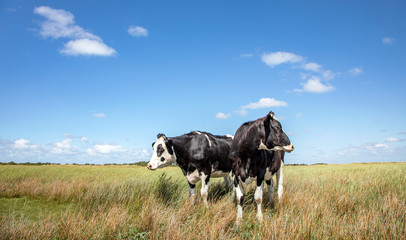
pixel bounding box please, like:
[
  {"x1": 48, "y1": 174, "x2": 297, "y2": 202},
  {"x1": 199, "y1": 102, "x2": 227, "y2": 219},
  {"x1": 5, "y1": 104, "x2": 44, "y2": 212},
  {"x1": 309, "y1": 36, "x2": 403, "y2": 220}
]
[
  {"x1": 200, "y1": 173, "x2": 210, "y2": 207},
  {"x1": 266, "y1": 178, "x2": 274, "y2": 205},
  {"x1": 254, "y1": 181, "x2": 264, "y2": 222},
  {"x1": 223, "y1": 174, "x2": 231, "y2": 190},
  {"x1": 234, "y1": 179, "x2": 244, "y2": 226},
  {"x1": 276, "y1": 161, "x2": 284, "y2": 201},
  {"x1": 188, "y1": 181, "x2": 196, "y2": 205}
]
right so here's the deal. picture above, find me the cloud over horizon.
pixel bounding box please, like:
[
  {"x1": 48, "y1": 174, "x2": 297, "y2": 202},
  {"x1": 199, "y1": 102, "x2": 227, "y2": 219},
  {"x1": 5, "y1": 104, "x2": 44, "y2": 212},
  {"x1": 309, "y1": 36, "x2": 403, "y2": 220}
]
[{"x1": 0, "y1": 136, "x2": 150, "y2": 164}]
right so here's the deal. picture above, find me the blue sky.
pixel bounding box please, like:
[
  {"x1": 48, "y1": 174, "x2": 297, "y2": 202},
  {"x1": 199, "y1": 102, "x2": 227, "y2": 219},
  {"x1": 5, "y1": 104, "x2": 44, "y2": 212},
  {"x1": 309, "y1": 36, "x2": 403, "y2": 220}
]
[{"x1": 1, "y1": 0, "x2": 405, "y2": 164}]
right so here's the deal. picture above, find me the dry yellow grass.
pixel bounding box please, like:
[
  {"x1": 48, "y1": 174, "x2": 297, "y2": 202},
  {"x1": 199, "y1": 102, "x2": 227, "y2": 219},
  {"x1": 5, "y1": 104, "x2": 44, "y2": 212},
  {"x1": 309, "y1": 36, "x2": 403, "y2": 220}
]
[{"x1": 0, "y1": 163, "x2": 405, "y2": 239}]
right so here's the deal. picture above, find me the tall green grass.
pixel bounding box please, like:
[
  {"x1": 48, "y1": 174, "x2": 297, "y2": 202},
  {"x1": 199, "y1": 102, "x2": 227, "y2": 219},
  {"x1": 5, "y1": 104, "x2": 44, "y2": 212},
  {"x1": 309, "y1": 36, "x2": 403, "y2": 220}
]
[{"x1": 0, "y1": 163, "x2": 405, "y2": 239}]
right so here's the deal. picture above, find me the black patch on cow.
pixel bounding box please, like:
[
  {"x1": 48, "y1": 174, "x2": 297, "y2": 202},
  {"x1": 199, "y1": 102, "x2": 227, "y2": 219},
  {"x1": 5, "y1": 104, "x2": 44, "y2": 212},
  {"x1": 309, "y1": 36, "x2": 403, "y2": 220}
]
[
  {"x1": 230, "y1": 111, "x2": 290, "y2": 186},
  {"x1": 155, "y1": 131, "x2": 233, "y2": 184},
  {"x1": 157, "y1": 144, "x2": 164, "y2": 157},
  {"x1": 166, "y1": 139, "x2": 173, "y2": 155}
]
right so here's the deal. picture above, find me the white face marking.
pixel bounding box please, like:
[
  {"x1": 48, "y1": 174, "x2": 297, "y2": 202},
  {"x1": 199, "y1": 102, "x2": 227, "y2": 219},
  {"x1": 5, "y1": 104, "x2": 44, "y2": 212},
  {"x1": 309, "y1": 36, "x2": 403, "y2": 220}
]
[
  {"x1": 147, "y1": 137, "x2": 176, "y2": 170},
  {"x1": 185, "y1": 169, "x2": 200, "y2": 184}
]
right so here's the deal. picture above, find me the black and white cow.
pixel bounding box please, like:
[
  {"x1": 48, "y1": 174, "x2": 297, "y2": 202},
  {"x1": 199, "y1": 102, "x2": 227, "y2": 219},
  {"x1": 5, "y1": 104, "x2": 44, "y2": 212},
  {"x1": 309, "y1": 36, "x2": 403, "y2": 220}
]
[
  {"x1": 230, "y1": 111, "x2": 294, "y2": 224},
  {"x1": 147, "y1": 131, "x2": 233, "y2": 206}
]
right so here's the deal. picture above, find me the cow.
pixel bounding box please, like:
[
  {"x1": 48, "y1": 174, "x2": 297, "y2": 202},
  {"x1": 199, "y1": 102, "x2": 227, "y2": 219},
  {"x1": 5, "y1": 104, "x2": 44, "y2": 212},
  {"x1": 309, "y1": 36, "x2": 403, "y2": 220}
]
[
  {"x1": 147, "y1": 131, "x2": 233, "y2": 206},
  {"x1": 230, "y1": 111, "x2": 294, "y2": 225}
]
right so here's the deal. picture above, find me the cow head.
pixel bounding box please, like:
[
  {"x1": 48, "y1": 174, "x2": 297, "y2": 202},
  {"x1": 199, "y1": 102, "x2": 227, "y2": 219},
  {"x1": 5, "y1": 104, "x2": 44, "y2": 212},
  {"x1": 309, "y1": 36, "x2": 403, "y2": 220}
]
[
  {"x1": 260, "y1": 111, "x2": 294, "y2": 153},
  {"x1": 147, "y1": 134, "x2": 177, "y2": 170}
]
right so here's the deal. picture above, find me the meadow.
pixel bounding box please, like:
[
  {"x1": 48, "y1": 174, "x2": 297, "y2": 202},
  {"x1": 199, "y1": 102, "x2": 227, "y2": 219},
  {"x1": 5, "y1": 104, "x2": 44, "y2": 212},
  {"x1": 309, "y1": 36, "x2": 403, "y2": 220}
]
[{"x1": 0, "y1": 162, "x2": 405, "y2": 239}]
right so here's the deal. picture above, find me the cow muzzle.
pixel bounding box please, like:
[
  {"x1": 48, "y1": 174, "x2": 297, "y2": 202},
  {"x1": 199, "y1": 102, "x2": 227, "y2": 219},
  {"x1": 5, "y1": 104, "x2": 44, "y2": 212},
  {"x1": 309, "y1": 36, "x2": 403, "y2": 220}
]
[
  {"x1": 260, "y1": 143, "x2": 295, "y2": 153},
  {"x1": 146, "y1": 164, "x2": 156, "y2": 170},
  {"x1": 283, "y1": 144, "x2": 294, "y2": 152}
]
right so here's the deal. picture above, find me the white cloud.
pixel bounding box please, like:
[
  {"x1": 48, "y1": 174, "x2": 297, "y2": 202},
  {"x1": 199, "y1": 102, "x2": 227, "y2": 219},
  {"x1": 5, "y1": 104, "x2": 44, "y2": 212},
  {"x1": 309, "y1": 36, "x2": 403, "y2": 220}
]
[
  {"x1": 382, "y1": 37, "x2": 395, "y2": 45},
  {"x1": 34, "y1": 6, "x2": 99, "y2": 40},
  {"x1": 51, "y1": 139, "x2": 77, "y2": 154},
  {"x1": 242, "y1": 97, "x2": 288, "y2": 109},
  {"x1": 33, "y1": 6, "x2": 116, "y2": 56},
  {"x1": 386, "y1": 137, "x2": 402, "y2": 142},
  {"x1": 87, "y1": 144, "x2": 124, "y2": 155},
  {"x1": 374, "y1": 143, "x2": 388, "y2": 149},
  {"x1": 349, "y1": 67, "x2": 363, "y2": 75},
  {"x1": 215, "y1": 112, "x2": 230, "y2": 120},
  {"x1": 60, "y1": 39, "x2": 116, "y2": 56},
  {"x1": 260, "y1": 50, "x2": 341, "y2": 95},
  {"x1": 294, "y1": 76, "x2": 335, "y2": 93},
  {"x1": 93, "y1": 113, "x2": 106, "y2": 118},
  {"x1": 261, "y1": 51, "x2": 303, "y2": 67},
  {"x1": 1, "y1": 136, "x2": 151, "y2": 164},
  {"x1": 13, "y1": 139, "x2": 31, "y2": 149},
  {"x1": 128, "y1": 26, "x2": 149, "y2": 37},
  {"x1": 302, "y1": 62, "x2": 322, "y2": 72}
]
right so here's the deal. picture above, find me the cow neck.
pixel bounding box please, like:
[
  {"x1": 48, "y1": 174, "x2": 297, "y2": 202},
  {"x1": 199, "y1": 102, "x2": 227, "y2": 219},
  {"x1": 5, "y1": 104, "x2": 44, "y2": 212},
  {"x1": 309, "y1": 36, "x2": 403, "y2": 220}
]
[
  {"x1": 170, "y1": 137, "x2": 188, "y2": 166},
  {"x1": 243, "y1": 120, "x2": 266, "y2": 154}
]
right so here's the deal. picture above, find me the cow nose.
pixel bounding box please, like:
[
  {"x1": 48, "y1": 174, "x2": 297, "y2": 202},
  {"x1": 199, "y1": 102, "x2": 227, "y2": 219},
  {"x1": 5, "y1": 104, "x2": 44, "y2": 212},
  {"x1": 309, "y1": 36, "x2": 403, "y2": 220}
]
[
  {"x1": 292, "y1": 145, "x2": 295, "y2": 150},
  {"x1": 147, "y1": 164, "x2": 152, "y2": 170}
]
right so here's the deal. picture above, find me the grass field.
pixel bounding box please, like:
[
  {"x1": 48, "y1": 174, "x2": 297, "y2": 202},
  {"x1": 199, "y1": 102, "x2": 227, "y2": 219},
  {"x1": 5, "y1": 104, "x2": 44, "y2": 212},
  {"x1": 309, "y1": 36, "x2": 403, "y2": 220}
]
[{"x1": 0, "y1": 162, "x2": 405, "y2": 239}]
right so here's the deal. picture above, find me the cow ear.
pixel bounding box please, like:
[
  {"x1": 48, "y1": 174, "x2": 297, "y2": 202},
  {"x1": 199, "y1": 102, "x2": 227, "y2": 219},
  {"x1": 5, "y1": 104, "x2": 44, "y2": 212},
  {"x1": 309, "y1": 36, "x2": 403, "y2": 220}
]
[
  {"x1": 268, "y1": 111, "x2": 275, "y2": 119},
  {"x1": 167, "y1": 139, "x2": 173, "y2": 147},
  {"x1": 157, "y1": 133, "x2": 166, "y2": 139},
  {"x1": 264, "y1": 112, "x2": 273, "y2": 125}
]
